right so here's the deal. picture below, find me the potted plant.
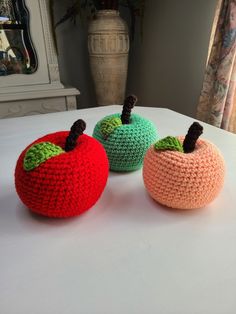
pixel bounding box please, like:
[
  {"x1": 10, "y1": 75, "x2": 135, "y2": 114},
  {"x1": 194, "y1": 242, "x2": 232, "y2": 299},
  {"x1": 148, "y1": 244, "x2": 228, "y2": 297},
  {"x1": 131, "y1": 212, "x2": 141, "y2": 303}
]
[{"x1": 51, "y1": 0, "x2": 145, "y2": 106}]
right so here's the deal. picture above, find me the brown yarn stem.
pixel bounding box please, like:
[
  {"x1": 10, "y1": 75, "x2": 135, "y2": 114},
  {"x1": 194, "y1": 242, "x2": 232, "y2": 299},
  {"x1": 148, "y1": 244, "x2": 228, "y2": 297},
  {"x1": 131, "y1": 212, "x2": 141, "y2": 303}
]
[
  {"x1": 65, "y1": 119, "x2": 86, "y2": 152},
  {"x1": 121, "y1": 95, "x2": 138, "y2": 124},
  {"x1": 183, "y1": 122, "x2": 203, "y2": 153}
]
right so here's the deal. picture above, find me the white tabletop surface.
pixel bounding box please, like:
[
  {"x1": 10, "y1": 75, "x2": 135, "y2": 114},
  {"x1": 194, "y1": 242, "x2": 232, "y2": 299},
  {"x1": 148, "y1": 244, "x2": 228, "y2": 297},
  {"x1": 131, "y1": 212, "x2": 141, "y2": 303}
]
[{"x1": 0, "y1": 106, "x2": 236, "y2": 314}]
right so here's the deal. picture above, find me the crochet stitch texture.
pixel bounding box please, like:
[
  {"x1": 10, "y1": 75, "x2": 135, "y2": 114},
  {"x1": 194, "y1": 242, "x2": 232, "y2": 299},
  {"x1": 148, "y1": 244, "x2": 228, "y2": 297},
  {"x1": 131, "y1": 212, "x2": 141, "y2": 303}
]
[
  {"x1": 23, "y1": 142, "x2": 64, "y2": 171},
  {"x1": 93, "y1": 113, "x2": 158, "y2": 171},
  {"x1": 154, "y1": 136, "x2": 183, "y2": 152},
  {"x1": 15, "y1": 131, "x2": 109, "y2": 217},
  {"x1": 100, "y1": 117, "x2": 122, "y2": 138},
  {"x1": 143, "y1": 138, "x2": 225, "y2": 209}
]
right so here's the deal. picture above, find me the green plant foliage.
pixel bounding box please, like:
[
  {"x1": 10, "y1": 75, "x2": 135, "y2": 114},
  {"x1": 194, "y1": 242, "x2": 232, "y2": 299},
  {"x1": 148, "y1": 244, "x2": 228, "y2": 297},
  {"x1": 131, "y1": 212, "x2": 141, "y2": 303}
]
[{"x1": 51, "y1": 0, "x2": 146, "y2": 40}]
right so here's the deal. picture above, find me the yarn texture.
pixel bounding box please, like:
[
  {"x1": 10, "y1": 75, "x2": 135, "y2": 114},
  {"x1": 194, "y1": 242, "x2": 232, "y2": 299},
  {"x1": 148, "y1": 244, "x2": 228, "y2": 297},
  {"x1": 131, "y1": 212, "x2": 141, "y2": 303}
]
[
  {"x1": 23, "y1": 142, "x2": 64, "y2": 171},
  {"x1": 15, "y1": 131, "x2": 109, "y2": 218},
  {"x1": 100, "y1": 117, "x2": 122, "y2": 138},
  {"x1": 143, "y1": 137, "x2": 225, "y2": 209},
  {"x1": 93, "y1": 113, "x2": 158, "y2": 172},
  {"x1": 154, "y1": 136, "x2": 183, "y2": 153}
]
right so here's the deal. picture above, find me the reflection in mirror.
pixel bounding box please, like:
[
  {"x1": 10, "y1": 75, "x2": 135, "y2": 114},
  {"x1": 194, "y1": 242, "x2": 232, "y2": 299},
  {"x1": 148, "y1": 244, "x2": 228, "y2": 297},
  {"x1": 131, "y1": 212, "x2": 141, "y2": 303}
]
[{"x1": 0, "y1": 0, "x2": 38, "y2": 76}]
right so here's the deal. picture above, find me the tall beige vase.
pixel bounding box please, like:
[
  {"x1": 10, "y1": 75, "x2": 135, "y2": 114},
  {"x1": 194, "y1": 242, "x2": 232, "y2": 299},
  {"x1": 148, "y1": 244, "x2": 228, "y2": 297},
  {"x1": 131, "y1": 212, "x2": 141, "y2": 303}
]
[{"x1": 88, "y1": 10, "x2": 129, "y2": 106}]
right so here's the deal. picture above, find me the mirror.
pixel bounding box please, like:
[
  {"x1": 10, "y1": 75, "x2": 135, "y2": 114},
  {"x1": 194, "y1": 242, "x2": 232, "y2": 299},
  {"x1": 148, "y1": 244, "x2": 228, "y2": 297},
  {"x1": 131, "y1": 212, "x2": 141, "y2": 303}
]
[{"x1": 0, "y1": 0, "x2": 37, "y2": 76}]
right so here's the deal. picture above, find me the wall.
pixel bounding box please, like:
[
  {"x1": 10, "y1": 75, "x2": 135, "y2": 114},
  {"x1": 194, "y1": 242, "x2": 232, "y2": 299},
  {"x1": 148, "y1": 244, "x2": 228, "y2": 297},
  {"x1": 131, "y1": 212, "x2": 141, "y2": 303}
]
[
  {"x1": 54, "y1": 0, "x2": 218, "y2": 117},
  {"x1": 126, "y1": 0, "x2": 218, "y2": 117},
  {"x1": 53, "y1": 1, "x2": 96, "y2": 109}
]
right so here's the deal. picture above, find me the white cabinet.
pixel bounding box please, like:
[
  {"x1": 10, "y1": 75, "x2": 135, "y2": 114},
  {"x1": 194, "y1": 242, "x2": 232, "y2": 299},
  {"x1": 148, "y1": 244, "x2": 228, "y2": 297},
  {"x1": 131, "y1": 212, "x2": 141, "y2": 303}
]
[{"x1": 0, "y1": 0, "x2": 79, "y2": 118}]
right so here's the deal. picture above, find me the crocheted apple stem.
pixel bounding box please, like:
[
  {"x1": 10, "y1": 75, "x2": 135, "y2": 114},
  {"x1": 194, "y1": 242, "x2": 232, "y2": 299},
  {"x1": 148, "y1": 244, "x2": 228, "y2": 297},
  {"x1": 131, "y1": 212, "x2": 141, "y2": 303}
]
[
  {"x1": 121, "y1": 95, "x2": 138, "y2": 124},
  {"x1": 65, "y1": 119, "x2": 86, "y2": 152},
  {"x1": 183, "y1": 122, "x2": 203, "y2": 153}
]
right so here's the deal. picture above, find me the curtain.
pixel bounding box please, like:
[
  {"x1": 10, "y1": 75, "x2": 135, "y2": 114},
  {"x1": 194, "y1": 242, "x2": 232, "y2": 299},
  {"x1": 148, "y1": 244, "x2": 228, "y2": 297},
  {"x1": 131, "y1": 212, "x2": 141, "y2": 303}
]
[{"x1": 196, "y1": 0, "x2": 236, "y2": 133}]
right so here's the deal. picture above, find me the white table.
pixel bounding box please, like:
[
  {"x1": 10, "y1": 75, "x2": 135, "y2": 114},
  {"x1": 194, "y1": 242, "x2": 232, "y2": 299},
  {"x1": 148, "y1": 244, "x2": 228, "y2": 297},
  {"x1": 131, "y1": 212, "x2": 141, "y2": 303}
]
[{"x1": 1, "y1": 106, "x2": 236, "y2": 314}]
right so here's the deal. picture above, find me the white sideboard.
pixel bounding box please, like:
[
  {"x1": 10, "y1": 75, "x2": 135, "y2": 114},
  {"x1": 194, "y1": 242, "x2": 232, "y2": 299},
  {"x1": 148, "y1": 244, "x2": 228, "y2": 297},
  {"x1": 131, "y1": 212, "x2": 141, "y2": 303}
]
[{"x1": 0, "y1": 0, "x2": 79, "y2": 118}]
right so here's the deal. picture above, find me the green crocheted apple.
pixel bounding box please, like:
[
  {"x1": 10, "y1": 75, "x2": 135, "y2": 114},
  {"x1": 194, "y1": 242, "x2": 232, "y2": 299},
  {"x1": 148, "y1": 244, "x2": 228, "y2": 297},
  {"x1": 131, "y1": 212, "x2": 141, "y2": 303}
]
[{"x1": 93, "y1": 95, "x2": 158, "y2": 172}]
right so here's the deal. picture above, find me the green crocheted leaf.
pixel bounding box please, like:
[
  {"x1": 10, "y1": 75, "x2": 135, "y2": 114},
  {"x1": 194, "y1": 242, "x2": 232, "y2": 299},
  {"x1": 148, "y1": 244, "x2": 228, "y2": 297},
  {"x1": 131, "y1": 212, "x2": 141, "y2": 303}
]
[
  {"x1": 23, "y1": 142, "x2": 65, "y2": 171},
  {"x1": 154, "y1": 136, "x2": 184, "y2": 152},
  {"x1": 100, "y1": 117, "x2": 122, "y2": 138}
]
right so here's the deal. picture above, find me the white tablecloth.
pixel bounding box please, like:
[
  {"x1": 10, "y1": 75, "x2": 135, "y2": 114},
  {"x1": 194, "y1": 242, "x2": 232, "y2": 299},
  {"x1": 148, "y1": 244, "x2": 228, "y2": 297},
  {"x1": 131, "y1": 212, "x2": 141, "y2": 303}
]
[{"x1": 0, "y1": 106, "x2": 236, "y2": 314}]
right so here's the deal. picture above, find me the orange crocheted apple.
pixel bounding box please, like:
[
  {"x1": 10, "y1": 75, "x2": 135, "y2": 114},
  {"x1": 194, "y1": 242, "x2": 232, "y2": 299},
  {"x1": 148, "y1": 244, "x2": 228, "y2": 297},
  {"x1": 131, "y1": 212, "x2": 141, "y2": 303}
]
[
  {"x1": 15, "y1": 119, "x2": 109, "y2": 218},
  {"x1": 143, "y1": 122, "x2": 225, "y2": 209}
]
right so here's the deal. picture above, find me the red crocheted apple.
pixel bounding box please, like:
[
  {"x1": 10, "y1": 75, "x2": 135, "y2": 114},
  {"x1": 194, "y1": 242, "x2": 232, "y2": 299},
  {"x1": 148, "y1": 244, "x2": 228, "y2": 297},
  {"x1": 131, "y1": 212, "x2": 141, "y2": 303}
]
[{"x1": 15, "y1": 119, "x2": 109, "y2": 218}]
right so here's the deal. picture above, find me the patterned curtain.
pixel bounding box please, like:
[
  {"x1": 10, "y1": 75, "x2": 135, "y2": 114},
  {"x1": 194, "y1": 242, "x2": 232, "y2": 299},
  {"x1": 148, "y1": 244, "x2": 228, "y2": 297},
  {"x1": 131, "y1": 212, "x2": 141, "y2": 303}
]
[{"x1": 196, "y1": 0, "x2": 236, "y2": 133}]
